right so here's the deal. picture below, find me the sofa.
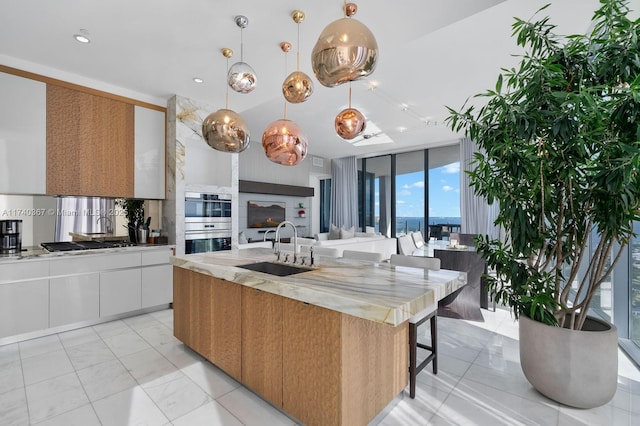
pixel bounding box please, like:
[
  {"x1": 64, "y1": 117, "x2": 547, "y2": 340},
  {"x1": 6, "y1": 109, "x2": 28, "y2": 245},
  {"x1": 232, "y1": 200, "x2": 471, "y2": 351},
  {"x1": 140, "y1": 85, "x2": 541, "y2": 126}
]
[{"x1": 312, "y1": 231, "x2": 397, "y2": 260}]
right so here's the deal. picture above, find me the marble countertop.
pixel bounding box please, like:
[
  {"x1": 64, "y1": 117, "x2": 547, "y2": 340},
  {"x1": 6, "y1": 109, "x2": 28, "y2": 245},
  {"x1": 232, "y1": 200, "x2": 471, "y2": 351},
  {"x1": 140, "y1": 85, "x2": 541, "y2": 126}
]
[
  {"x1": 0, "y1": 244, "x2": 174, "y2": 264},
  {"x1": 171, "y1": 248, "x2": 466, "y2": 326}
]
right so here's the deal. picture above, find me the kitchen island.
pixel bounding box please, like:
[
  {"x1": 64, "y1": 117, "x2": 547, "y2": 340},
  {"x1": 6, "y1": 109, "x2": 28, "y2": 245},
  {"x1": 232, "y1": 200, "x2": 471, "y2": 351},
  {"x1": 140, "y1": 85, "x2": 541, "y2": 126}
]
[{"x1": 171, "y1": 248, "x2": 465, "y2": 426}]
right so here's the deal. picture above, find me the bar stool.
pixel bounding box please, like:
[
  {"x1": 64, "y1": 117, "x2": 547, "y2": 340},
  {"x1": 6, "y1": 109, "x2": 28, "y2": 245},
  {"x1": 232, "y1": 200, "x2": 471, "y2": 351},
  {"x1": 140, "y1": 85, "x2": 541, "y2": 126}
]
[{"x1": 390, "y1": 254, "x2": 440, "y2": 398}]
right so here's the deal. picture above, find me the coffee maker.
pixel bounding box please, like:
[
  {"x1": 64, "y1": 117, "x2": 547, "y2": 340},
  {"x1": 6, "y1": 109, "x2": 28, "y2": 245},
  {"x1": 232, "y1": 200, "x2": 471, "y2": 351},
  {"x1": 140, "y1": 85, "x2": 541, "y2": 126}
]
[{"x1": 0, "y1": 219, "x2": 22, "y2": 254}]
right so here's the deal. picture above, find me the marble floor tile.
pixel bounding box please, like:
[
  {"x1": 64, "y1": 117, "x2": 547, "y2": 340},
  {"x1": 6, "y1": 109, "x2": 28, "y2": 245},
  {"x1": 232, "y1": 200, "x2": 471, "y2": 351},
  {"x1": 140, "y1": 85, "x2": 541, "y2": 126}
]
[
  {"x1": 558, "y1": 404, "x2": 640, "y2": 426},
  {"x1": 0, "y1": 359, "x2": 24, "y2": 395},
  {"x1": 31, "y1": 404, "x2": 100, "y2": 426},
  {"x1": 217, "y1": 387, "x2": 297, "y2": 426},
  {"x1": 181, "y1": 361, "x2": 241, "y2": 399},
  {"x1": 149, "y1": 309, "x2": 173, "y2": 323},
  {"x1": 76, "y1": 359, "x2": 137, "y2": 402},
  {"x1": 91, "y1": 319, "x2": 129, "y2": 339},
  {"x1": 65, "y1": 339, "x2": 116, "y2": 370},
  {"x1": 57, "y1": 327, "x2": 101, "y2": 349},
  {"x1": 143, "y1": 373, "x2": 212, "y2": 420},
  {"x1": 21, "y1": 348, "x2": 74, "y2": 386},
  {"x1": 136, "y1": 322, "x2": 179, "y2": 348},
  {"x1": 92, "y1": 386, "x2": 168, "y2": 426},
  {"x1": 0, "y1": 387, "x2": 29, "y2": 426},
  {"x1": 102, "y1": 330, "x2": 152, "y2": 358},
  {"x1": 18, "y1": 335, "x2": 63, "y2": 359},
  {"x1": 25, "y1": 372, "x2": 89, "y2": 424},
  {"x1": 119, "y1": 347, "x2": 181, "y2": 386},
  {"x1": 123, "y1": 313, "x2": 161, "y2": 331},
  {"x1": 155, "y1": 341, "x2": 203, "y2": 370},
  {"x1": 0, "y1": 343, "x2": 20, "y2": 367},
  {"x1": 172, "y1": 401, "x2": 243, "y2": 426}
]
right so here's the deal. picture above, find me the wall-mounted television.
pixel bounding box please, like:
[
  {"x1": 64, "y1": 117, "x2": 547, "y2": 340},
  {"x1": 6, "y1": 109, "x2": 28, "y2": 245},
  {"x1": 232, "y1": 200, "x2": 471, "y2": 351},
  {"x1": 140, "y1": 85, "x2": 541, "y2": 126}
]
[{"x1": 247, "y1": 201, "x2": 286, "y2": 228}]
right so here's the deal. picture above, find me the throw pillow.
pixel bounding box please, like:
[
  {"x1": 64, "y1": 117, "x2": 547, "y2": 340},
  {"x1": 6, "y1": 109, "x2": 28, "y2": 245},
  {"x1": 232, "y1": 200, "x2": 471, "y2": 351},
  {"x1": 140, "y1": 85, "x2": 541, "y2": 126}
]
[
  {"x1": 328, "y1": 223, "x2": 341, "y2": 240},
  {"x1": 340, "y1": 226, "x2": 355, "y2": 239}
]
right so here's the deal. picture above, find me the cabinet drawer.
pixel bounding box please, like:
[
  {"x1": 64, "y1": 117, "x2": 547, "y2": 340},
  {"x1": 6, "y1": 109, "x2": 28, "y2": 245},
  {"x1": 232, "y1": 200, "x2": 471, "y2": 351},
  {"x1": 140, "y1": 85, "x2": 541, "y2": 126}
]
[
  {"x1": 141, "y1": 248, "x2": 172, "y2": 266},
  {"x1": 0, "y1": 260, "x2": 49, "y2": 284}
]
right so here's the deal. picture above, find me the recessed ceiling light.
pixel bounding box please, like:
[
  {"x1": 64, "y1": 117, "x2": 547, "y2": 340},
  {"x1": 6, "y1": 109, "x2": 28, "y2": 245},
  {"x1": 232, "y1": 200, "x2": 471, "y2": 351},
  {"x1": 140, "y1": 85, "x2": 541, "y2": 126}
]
[
  {"x1": 193, "y1": 77, "x2": 204, "y2": 83},
  {"x1": 73, "y1": 31, "x2": 91, "y2": 43}
]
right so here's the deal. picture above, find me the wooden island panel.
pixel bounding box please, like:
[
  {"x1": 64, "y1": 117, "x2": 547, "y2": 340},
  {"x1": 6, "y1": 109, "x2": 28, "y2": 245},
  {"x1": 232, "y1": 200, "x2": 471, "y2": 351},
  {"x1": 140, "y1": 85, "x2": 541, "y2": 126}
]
[
  {"x1": 242, "y1": 287, "x2": 283, "y2": 406},
  {"x1": 172, "y1": 268, "x2": 241, "y2": 380},
  {"x1": 282, "y1": 298, "x2": 342, "y2": 426}
]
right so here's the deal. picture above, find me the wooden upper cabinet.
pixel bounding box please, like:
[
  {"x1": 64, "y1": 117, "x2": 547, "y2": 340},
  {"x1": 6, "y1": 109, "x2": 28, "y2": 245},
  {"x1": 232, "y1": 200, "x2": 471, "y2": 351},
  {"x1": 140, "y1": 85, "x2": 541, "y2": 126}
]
[{"x1": 46, "y1": 84, "x2": 135, "y2": 197}]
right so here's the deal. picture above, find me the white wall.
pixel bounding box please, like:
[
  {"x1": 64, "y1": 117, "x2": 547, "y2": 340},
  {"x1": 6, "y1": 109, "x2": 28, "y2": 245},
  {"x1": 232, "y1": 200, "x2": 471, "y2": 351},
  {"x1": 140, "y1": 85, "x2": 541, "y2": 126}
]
[{"x1": 0, "y1": 195, "x2": 56, "y2": 247}]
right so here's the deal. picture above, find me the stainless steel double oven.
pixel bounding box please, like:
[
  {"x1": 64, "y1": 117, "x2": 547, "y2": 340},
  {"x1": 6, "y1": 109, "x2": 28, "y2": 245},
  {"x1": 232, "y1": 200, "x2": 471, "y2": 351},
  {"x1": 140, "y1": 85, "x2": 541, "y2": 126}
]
[{"x1": 184, "y1": 192, "x2": 231, "y2": 254}]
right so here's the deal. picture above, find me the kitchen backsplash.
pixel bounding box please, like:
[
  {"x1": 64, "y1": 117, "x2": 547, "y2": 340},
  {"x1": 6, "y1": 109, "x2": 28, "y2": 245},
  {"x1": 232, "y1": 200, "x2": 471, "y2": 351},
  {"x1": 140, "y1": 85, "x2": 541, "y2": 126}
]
[{"x1": 0, "y1": 195, "x2": 162, "y2": 247}]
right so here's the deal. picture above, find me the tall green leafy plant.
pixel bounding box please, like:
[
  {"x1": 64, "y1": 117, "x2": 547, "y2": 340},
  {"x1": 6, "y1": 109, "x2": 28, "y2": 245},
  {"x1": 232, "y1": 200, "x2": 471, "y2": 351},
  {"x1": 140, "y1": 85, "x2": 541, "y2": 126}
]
[
  {"x1": 116, "y1": 198, "x2": 145, "y2": 228},
  {"x1": 447, "y1": 0, "x2": 640, "y2": 330}
]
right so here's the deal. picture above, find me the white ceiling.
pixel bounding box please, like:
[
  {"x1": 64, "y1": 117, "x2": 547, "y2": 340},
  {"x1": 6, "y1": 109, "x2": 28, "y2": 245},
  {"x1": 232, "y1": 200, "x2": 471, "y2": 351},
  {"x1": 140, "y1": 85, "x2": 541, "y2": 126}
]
[{"x1": 0, "y1": 0, "x2": 603, "y2": 160}]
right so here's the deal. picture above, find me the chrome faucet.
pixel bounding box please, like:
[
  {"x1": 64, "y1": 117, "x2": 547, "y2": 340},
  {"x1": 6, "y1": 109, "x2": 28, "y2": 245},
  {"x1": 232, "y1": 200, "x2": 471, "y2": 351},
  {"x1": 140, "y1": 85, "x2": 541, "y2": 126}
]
[
  {"x1": 96, "y1": 216, "x2": 113, "y2": 234},
  {"x1": 275, "y1": 221, "x2": 298, "y2": 263},
  {"x1": 263, "y1": 228, "x2": 275, "y2": 242}
]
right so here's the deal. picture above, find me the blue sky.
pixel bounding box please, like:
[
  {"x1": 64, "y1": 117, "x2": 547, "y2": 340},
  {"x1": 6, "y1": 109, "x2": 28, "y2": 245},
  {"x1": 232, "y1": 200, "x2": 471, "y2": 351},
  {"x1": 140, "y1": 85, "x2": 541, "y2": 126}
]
[{"x1": 375, "y1": 161, "x2": 461, "y2": 219}]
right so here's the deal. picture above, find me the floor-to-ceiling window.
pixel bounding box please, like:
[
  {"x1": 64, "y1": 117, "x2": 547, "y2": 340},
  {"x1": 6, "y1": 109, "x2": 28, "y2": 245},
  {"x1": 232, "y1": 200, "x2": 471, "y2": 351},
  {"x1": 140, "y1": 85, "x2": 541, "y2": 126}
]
[
  {"x1": 358, "y1": 156, "x2": 391, "y2": 237},
  {"x1": 357, "y1": 144, "x2": 460, "y2": 240},
  {"x1": 395, "y1": 151, "x2": 426, "y2": 237},
  {"x1": 427, "y1": 145, "x2": 461, "y2": 240},
  {"x1": 319, "y1": 178, "x2": 331, "y2": 233}
]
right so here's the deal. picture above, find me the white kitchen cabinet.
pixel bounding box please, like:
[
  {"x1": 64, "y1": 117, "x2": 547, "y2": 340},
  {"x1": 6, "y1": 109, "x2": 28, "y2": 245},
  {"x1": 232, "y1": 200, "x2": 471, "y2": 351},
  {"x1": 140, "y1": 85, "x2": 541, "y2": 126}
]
[
  {"x1": 100, "y1": 268, "x2": 142, "y2": 317},
  {"x1": 0, "y1": 71, "x2": 46, "y2": 194},
  {"x1": 0, "y1": 279, "x2": 49, "y2": 338},
  {"x1": 134, "y1": 106, "x2": 166, "y2": 199},
  {"x1": 50, "y1": 273, "x2": 99, "y2": 327},
  {"x1": 141, "y1": 247, "x2": 173, "y2": 308},
  {"x1": 142, "y1": 264, "x2": 173, "y2": 308}
]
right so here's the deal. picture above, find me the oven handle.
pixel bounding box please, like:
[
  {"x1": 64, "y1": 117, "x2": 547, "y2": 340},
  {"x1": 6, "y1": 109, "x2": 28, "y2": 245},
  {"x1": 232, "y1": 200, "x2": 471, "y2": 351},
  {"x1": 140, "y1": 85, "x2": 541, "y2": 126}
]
[{"x1": 185, "y1": 231, "x2": 232, "y2": 240}]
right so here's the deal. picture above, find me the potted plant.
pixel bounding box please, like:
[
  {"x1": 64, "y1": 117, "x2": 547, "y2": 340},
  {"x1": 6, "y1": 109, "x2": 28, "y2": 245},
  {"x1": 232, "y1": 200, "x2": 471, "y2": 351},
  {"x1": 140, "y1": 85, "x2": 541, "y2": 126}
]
[
  {"x1": 447, "y1": 0, "x2": 640, "y2": 408},
  {"x1": 116, "y1": 198, "x2": 145, "y2": 243}
]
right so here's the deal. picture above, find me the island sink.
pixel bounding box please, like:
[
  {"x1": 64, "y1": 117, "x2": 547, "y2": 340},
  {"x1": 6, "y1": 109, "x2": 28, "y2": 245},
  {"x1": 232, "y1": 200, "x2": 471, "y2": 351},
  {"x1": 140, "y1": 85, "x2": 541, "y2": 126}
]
[{"x1": 237, "y1": 261, "x2": 312, "y2": 277}]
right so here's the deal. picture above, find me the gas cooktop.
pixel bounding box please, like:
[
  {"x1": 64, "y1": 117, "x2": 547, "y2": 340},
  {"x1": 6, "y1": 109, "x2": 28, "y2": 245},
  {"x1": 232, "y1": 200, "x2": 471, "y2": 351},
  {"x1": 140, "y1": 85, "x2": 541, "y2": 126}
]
[{"x1": 41, "y1": 241, "x2": 136, "y2": 252}]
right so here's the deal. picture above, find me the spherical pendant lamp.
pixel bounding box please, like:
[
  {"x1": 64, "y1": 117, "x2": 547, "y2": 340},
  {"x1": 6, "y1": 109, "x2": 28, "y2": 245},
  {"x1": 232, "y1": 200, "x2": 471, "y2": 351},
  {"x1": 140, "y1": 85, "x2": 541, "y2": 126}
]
[
  {"x1": 335, "y1": 84, "x2": 366, "y2": 140},
  {"x1": 262, "y1": 119, "x2": 308, "y2": 166},
  {"x1": 202, "y1": 48, "x2": 251, "y2": 153},
  {"x1": 282, "y1": 10, "x2": 314, "y2": 103},
  {"x1": 335, "y1": 107, "x2": 366, "y2": 140},
  {"x1": 311, "y1": 2, "x2": 378, "y2": 87},
  {"x1": 202, "y1": 108, "x2": 250, "y2": 153},
  {"x1": 228, "y1": 15, "x2": 257, "y2": 94}
]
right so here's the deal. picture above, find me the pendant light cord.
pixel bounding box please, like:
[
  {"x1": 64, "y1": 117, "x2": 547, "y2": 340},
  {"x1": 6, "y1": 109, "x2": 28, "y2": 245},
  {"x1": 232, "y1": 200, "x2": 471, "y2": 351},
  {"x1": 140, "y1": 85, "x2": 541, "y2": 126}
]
[
  {"x1": 240, "y1": 27, "x2": 244, "y2": 62},
  {"x1": 283, "y1": 50, "x2": 288, "y2": 119},
  {"x1": 225, "y1": 56, "x2": 229, "y2": 109}
]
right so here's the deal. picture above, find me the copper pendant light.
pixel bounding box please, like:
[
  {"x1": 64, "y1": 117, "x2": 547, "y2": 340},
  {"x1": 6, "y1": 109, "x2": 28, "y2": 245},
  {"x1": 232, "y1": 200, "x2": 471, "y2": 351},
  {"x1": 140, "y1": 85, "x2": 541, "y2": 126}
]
[
  {"x1": 311, "y1": 2, "x2": 378, "y2": 87},
  {"x1": 282, "y1": 10, "x2": 314, "y2": 104},
  {"x1": 203, "y1": 48, "x2": 251, "y2": 153},
  {"x1": 262, "y1": 42, "x2": 308, "y2": 166},
  {"x1": 335, "y1": 84, "x2": 366, "y2": 140},
  {"x1": 262, "y1": 118, "x2": 308, "y2": 166},
  {"x1": 228, "y1": 15, "x2": 257, "y2": 94}
]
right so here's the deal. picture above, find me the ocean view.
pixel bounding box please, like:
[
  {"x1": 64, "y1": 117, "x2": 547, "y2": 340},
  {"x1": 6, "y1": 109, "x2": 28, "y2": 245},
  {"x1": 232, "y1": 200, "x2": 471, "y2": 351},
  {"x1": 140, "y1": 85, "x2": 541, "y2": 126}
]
[{"x1": 373, "y1": 216, "x2": 461, "y2": 235}]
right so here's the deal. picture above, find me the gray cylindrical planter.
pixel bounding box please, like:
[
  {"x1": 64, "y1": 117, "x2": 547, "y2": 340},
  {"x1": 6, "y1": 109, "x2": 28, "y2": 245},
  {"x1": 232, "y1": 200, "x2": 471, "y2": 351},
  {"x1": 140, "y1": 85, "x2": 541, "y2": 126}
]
[{"x1": 519, "y1": 314, "x2": 618, "y2": 408}]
